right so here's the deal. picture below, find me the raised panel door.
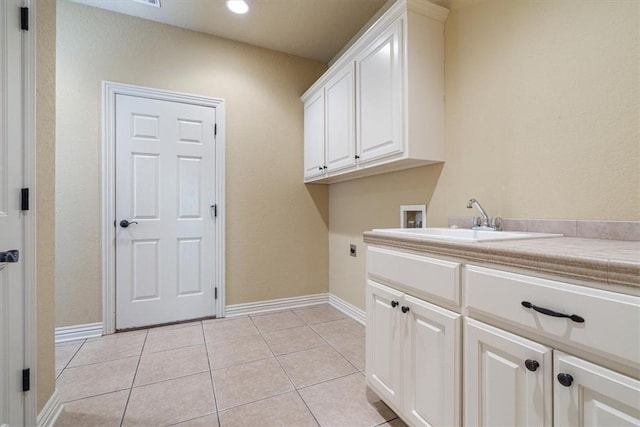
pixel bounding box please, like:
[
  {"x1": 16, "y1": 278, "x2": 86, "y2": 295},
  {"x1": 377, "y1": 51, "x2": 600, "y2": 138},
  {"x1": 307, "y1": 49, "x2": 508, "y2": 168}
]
[
  {"x1": 554, "y1": 351, "x2": 640, "y2": 426},
  {"x1": 464, "y1": 318, "x2": 553, "y2": 427},
  {"x1": 366, "y1": 280, "x2": 404, "y2": 408},
  {"x1": 326, "y1": 63, "x2": 356, "y2": 173},
  {"x1": 403, "y1": 295, "x2": 461, "y2": 427},
  {"x1": 0, "y1": 1, "x2": 25, "y2": 425},
  {"x1": 303, "y1": 90, "x2": 325, "y2": 180},
  {"x1": 115, "y1": 94, "x2": 216, "y2": 329},
  {"x1": 356, "y1": 18, "x2": 403, "y2": 164}
]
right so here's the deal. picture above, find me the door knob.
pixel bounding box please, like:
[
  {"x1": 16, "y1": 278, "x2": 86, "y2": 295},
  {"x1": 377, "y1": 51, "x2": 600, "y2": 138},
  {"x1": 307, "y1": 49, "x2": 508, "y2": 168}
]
[
  {"x1": 120, "y1": 220, "x2": 138, "y2": 228},
  {"x1": 0, "y1": 250, "x2": 19, "y2": 263}
]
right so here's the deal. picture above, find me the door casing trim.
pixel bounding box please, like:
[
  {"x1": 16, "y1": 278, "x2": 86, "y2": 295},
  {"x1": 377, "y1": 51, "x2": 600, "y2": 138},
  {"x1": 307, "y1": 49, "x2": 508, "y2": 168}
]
[{"x1": 101, "y1": 81, "x2": 226, "y2": 334}]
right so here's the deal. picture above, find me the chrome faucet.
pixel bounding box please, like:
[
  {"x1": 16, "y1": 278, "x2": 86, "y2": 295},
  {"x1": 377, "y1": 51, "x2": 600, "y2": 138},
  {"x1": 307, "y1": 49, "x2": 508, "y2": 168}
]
[{"x1": 466, "y1": 198, "x2": 502, "y2": 230}]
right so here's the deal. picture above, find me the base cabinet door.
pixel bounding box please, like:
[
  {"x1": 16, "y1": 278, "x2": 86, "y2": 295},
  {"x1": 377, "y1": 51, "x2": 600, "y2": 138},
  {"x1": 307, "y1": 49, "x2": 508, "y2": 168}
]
[
  {"x1": 464, "y1": 318, "x2": 553, "y2": 427},
  {"x1": 554, "y1": 351, "x2": 640, "y2": 426},
  {"x1": 403, "y1": 295, "x2": 461, "y2": 427},
  {"x1": 366, "y1": 280, "x2": 404, "y2": 408}
]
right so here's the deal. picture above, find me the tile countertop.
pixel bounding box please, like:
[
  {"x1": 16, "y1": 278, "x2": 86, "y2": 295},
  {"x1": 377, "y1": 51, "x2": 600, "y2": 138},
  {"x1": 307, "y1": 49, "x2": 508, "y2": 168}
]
[{"x1": 362, "y1": 231, "x2": 640, "y2": 289}]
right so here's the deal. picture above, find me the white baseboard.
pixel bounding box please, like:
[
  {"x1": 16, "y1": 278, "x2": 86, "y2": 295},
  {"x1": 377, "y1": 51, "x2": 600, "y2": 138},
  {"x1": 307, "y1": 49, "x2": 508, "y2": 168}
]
[
  {"x1": 55, "y1": 322, "x2": 103, "y2": 344},
  {"x1": 328, "y1": 293, "x2": 366, "y2": 325},
  {"x1": 225, "y1": 293, "x2": 329, "y2": 317},
  {"x1": 54, "y1": 294, "x2": 362, "y2": 343},
  {"x1": 37, "y1": 389, "x2": 63, "y2": 427}
]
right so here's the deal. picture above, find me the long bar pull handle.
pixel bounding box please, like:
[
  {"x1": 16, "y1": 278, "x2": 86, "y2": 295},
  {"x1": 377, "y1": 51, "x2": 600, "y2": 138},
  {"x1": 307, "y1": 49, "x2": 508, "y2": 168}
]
[{"x1": 521, "y1": 301, "x2": 584, "y2": 323}]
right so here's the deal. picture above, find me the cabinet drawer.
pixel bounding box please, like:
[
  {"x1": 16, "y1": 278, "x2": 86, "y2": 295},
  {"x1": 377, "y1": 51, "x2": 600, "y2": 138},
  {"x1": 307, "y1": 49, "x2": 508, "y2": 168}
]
[
  {"x1": 367, "y1": 246, "x2": 460, "y2": 307},
  {"x1": 465, "y1": 265, "x2": 640, "y2": 369}
]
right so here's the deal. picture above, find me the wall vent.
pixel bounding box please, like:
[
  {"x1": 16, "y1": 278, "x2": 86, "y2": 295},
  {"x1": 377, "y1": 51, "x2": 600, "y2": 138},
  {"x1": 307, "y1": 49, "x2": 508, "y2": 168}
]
[{"x1": 133, "y1": 0, "x2": 161, "y2": 7}]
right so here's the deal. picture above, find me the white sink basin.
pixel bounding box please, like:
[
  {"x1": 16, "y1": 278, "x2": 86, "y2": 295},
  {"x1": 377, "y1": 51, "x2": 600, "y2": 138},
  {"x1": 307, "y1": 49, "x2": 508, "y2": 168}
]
[{"x1": 372, "y1": 228, "x2": 562, "y2": 243}]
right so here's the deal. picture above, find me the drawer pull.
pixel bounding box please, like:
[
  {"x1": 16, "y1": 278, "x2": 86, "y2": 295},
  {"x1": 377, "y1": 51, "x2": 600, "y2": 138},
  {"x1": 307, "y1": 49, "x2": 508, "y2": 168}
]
[
  {"x1": 391, "y1": 300, "x2": 399, "y2": 308},
  {"x1": 524, "y1": 359, "x2": 539, "y2": 372},
  {"x1": 521, "y1": 301, "x2": 585, "y2": 323},
  {"x1": 557, "y1": 373, "x2": 574, "y2": 387}
]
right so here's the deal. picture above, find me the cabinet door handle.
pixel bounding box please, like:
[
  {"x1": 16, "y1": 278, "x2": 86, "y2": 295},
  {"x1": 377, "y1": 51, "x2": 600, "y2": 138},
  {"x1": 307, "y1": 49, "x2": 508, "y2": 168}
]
[
  {"x1": 557, "y1": 373, "x2": 574, "y2": 387},
  {"x1": 355, "y1": 155, "x2": 360, "y2": 160},
  {"x1": 524, "y1": 359, "x2": 539, "y2": 372},
  {"x1": 401, "y1": 306, "x2": 410, "y2": 314},
  {"x1": 521, "y1": 301, "x2": 584, "y2": 323},
  {"x1": 390, "y1": 300, "x2": 399, "y2": 308},
  {"x1": 318, "y1": 167, "x2": 323, "y2": 171}
]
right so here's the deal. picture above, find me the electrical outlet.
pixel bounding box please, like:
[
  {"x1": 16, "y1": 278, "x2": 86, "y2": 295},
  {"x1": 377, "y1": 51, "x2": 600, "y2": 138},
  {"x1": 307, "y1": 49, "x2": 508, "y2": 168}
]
[{"x1": 350, "y1": 244, "x2": 357, "y2": 257}]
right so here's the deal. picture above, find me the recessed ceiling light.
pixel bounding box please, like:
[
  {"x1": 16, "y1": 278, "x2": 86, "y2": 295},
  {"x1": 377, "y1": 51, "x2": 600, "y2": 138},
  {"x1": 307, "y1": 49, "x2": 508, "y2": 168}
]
[{"x1": 226, "y1": 0, "x2": 249, "y2": 14}]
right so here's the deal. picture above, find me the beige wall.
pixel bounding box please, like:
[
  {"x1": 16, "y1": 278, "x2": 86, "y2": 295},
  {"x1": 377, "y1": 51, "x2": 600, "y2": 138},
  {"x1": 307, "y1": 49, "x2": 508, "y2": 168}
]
[
  {"x1": 330, "y1": 0, "x2": 640, "y2": 310},
  {"x1": 36, "y1": 0, "x2": 56, "y2": 412},
  {"x1": 55, "y1": 1, "x2": 328, "y2": 327}
]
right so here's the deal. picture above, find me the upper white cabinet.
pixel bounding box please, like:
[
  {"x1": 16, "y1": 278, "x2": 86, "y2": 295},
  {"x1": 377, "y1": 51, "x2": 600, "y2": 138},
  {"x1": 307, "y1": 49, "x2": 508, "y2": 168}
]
[
  {"x1": 326, "y1": 63, "x2": 356, "y2": 173},
  {"x1": 356, "y1": 19, "x2": 403, "y2": 164},
  {"x1": 301, "y1": 0, "x2": 448, "y2": 184},
  {"x1": 303, "y1": 90, "x2": 325, "y2": 180}
]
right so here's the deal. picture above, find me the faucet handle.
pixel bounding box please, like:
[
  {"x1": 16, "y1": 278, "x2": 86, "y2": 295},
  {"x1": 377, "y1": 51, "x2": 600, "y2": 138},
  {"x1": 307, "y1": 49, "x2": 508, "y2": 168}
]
[
  {"x1": 472, "y1": 217, "x2": 481, "y2": 227},
  {"x1": 491, "y1": 217, "x2": 502, "y2": 230}
]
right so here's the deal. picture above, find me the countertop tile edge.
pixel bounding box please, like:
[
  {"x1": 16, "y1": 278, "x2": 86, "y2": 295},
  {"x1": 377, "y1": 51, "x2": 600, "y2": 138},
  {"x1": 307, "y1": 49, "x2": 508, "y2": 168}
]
[{"x1": 362, "y1": 232, "x2": 639, "y2": 288}]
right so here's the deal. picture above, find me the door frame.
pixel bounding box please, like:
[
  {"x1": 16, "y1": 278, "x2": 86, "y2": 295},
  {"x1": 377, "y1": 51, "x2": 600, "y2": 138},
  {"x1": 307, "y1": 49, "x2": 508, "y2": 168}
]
[{"x1": 101, "y1": 81, "x2": 226, "y2": 334}]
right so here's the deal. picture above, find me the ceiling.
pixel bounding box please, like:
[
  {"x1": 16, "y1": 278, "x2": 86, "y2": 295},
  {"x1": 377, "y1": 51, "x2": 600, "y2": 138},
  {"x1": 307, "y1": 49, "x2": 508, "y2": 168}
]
[{"x1": 70, "y1": 0, "x2": 400, "y2": 63}]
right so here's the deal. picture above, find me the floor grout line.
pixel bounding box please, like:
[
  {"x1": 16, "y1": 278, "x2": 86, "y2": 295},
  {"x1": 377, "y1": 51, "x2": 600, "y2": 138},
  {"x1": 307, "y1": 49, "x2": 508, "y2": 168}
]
[
  {"x1": 58, "y1": 387, "x2": 131, "y2": 405},
  {"x1": 56, "y1": 339, "x2": 86, "y2": 379},
  {"x1": 201, "y1": 320, "x2": 222, "y2": 427},
  {"x1": 248, "y1": 315, "x2": 322, "y2": 426},
  {"x1": 119, "y1": 329, "x2": 148, "y2": 427},
  {"x1": 55, "y1": 304, "x2": 380, "y2": 426}
]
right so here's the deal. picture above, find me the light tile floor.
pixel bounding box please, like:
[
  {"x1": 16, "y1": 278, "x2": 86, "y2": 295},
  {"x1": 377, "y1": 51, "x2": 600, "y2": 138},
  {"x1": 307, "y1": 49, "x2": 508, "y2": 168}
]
[{"x1": 54, "y1": 304, "x2": 406, "y2": 427}]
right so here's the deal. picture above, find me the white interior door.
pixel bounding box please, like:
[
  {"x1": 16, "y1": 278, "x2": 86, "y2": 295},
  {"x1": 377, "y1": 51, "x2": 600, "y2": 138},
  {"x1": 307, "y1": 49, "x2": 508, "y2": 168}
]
[
  {"x1": 0, "y1": 0, "x2": 25, "y2": 425},
  {"x1": 115, "y1": 94, "x2": 217, "y2": 329}
]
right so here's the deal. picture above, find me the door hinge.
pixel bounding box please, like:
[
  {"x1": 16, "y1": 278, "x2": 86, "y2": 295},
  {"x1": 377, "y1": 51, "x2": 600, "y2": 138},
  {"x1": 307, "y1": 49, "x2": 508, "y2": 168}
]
[
  {"x1": 214, "y1": 287, "x2": 218, "y2": 300},
  {"x1": 214, "y1": 123, "x2": 217, "y2": 136},
  {"x1": 20, "y1": 7, "x2": 29, "y2": 31},
  {"x1": 21, "y1": 188, "x2": 29, "y2": 211},
  {"x1": 22, "y1": 368, "x2": 30, "y2": 392}
]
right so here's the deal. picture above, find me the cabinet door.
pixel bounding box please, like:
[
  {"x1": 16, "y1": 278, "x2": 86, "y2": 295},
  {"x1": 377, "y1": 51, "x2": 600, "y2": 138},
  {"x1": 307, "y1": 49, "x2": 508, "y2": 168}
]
[
  {"x1": 326, "y1": 63, "x2": 356, "y2": 173},
  {"x1": 554, "y1": 351, "x2": 640, "y2": 426},
  {"x1": 464, "y1": 318, "x2": 553, "y2": 427},
  {"x1": 356, "y1": 18, "x2": 403, "y2": 164},
  {"x1": 303, "y1": 90, "x2": 325, "y2": 180},
  {"x1": 366, "y1": 280, "x2": 404, "y2": 408},
  {"x1": 402, "y1": 295, "x2": 461, "y2": 427}
]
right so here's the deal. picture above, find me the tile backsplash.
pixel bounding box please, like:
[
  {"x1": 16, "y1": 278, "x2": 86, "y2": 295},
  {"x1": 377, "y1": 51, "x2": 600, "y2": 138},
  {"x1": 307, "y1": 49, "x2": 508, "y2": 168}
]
[{"x1": 447, "y1": 217, "x2": 640, "y2": 241}]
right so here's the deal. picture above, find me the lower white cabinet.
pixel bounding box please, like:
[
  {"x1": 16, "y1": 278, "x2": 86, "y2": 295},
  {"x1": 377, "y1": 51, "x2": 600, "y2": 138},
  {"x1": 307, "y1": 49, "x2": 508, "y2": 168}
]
[
  {"x1": 365, "y1": 245, "x2": 640, "y2": 426},
  {"x1": 554, "y1": 351, "x2": 640, "y2": 427},
  {"x1": 465, "y1": 317, "x2": 640, "y2": 427},
  {"x1": 366, "y1": 280, "x2": 461, "y2": 427},
  {"x1": 464, "y1": 318, "x2": 553, "y2": 427}
]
